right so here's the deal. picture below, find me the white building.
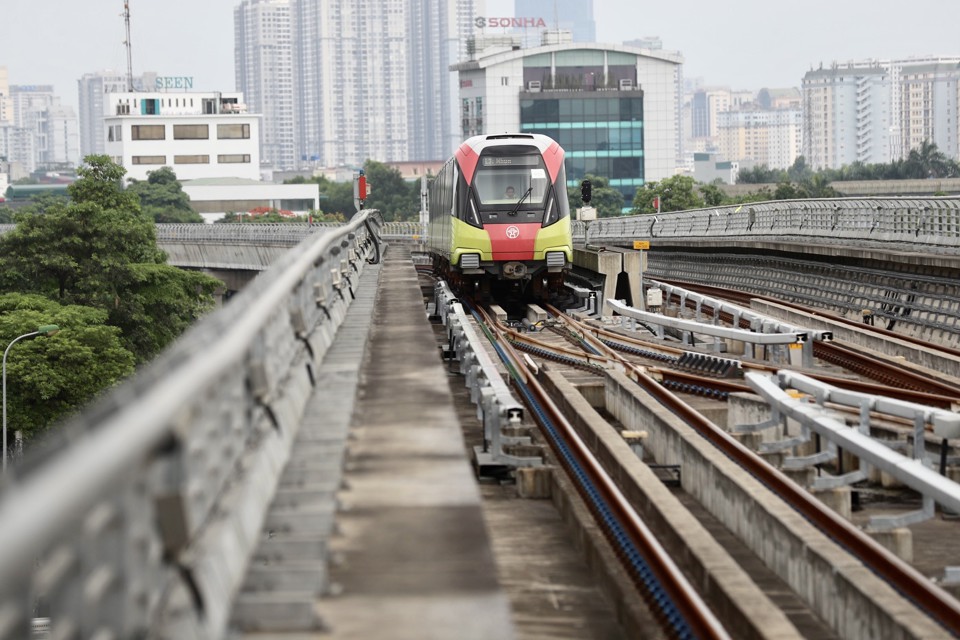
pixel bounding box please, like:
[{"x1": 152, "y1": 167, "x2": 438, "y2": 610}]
[
  {"x1": 103, "y1": 91, "x2": 260, "y2": 182},
  {"x1": 453, "y1": 41, "x2": 683, "y2": 203},
  {"x1": 181, "y1": 177, "x2": 320, "y2": 220},
  {"x1": 77, "y1": 70, "x2": 159, "y2": 159},
  {"x1": 802, "y1": 65, "x2": 891, "y2": 170},
  {"x1": 234, "y1": 0, "x2": 297, "y2": 172}
]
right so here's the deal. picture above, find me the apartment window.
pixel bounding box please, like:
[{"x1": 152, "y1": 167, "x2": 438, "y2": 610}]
[
  {"x1": 107, "y1": 125, "x2": 122, "y2": 142},
  {"x1": 174, "y1": 155, "x2": 210, "y2": 164},
  {"x1": 131, "y1": 125, "x2": 165, "y2": 140},
  {"x1": 174, "y1": 124, "x2": 209, "y2": 140},
  {"x1": 217, "y1": 123, "x2": 251, "y2": 139},
  {"x1": 132, "y1": 155, "x2": 166, "y2": 165},
  {"x1": 217, "y1": 154, "x2": 251, "y2": 163}
]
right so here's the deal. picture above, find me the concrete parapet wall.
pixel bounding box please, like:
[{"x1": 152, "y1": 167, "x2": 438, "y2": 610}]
[
  {"x1": 541, "y1": 368, "x2": 802, "y2": 640},
  {"x1": 160, "y1": 241, "x2": 292, "y2": 271},
  {"x1": 603, "y1": 370, "x2": 945, "y2": 640}
]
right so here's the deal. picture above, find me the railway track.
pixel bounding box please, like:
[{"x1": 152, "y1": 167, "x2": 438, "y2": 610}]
[{"x1": 425, "y1": 274, "x2": 960, "y2": 639}]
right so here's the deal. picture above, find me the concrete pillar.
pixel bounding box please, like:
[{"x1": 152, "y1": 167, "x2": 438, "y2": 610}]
[
  {"x1": 572, "y1": 247, "x2": 623, "y2": 317},
  {"x1": 781, "y1": 466, "x2": 816, "y2": 487},
  {"x1": 811, "y1": 487, "x2": 852, "y2": 520},
  {"x1": 517, "y1": 467, "x2": 553, "y2": 499},
  {"x1": 606, "y1": 247, "x2": 643, "y2": 310},
  {"x1": 867, "y1": 528, "x2": 913, "y2": 563},
  {"x1": 730, "y1": 432, "x2": 763, "y2": 452},
  {"x1": 622, "y1": 430, "x2": 648, "y2": 461}
]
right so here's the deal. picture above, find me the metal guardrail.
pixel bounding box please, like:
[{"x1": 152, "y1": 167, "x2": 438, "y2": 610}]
[
  {"x1": 0, "y1": 211, "x2": 383, "y2": 639},
  {"x1": 572, "y1": 197, "x2": 960, "y2": 252},
  {"x1": 745, "y1": 370, "x2": 960, "y2": 530}
]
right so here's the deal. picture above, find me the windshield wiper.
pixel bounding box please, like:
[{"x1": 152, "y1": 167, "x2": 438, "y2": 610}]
[{"x1": 508, "y1": 187, "x2": 532, "y2": 216}]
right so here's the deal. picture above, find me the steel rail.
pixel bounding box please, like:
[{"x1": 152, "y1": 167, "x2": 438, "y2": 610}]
[
  {"x1": 473, "y1": 305, "x2": 730, "y2": 640},
  {"x1": 552, "y1": 306, "x2": 960, "y2": 636}
]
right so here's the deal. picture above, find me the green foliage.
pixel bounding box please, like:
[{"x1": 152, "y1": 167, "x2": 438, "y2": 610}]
[
  {"x1": 0, "y1": 155, "x2": 221, "y2": 363},
  {"x1": 362, "y1": 160, "x2": 420, "y2": 221},
  {"x1": 0, "y1": 207, "x2": 13, "y2": 223},
  {"x1": 68, "y1": 155, "x2": 142, "y2": 213},
  {"x1": 631, "y1": 175, "x2": 704, "y2": 214},
  {"x1": 112, "y1": 264, "x2": 220, "y2": 359},
  {"x1": 0, "y1": 293, "x2": 135, "y2": 441},
  {"x1": 286, "y1": 175, "x2": 358, "y2": 219},
  {"x1": 566, "y1": 174, "x2": 624, "y2": 217},
  {"x1": 126, "y1": 166, "x2": 203, "y2": 223}
]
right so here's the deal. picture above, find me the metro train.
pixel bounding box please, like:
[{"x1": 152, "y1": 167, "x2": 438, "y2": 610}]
[{"x1": 425, "y1": 133, "x2": 573, "y2": 297}]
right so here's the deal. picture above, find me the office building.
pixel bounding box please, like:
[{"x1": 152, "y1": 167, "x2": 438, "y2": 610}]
[
  {"x1": 77, "y1": 71, "x2": 159, "y2": 159},
  {"x1": 454, "y1": 41, "x2": 683, "y2": 204},
  {"x1": 103, "y1": 91, "x2": 260, "y2": 181},
  {"x1": 234, "y1": 0, "x2": 297, "y2": 172}
]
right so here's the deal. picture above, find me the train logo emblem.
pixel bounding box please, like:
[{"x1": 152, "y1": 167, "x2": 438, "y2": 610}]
[{"x1": 506, "y1": 225, "x2": 520, "y2": 239}]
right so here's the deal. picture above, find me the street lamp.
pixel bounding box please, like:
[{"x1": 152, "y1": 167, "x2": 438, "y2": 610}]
[{"x1": 3, "y1": 324, "x2": 59, "y2": 473}]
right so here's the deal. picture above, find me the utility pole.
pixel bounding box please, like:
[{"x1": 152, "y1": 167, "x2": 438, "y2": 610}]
[{"x1": 123, "y1": 1, "x2": 134, "y2": 91}]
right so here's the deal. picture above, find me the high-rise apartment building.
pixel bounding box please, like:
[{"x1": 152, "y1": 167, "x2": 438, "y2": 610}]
[
  {"x1": 235, "y1": 0, "x2": 297, "y2": 172},
  {"x1": 802, "y1": 57, "x2": 960, "y2": 169},
  {"x1": 802, "y1": 65, "x2": 892, "y2": 170},
  {"x1": 5, "y1": 85, "x2": 79, "y2": 174},
  {"x1": 0, "y1": 67, "x2": 13, "y2": 126},
  {"x1": 77, "y1": 71, "x2": 159, "y2": 159},
  {"x1": 900, "y1": 62, "x2": 960, "y2": 161},
  {"x1": 717, "y1": 105, "x2": 802, "y2": 171},
  {"x1": 290, "y1": 0, "x2": 474, "y2": 169}
]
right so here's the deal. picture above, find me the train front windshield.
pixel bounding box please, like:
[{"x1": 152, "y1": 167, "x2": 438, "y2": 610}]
[{"x1": 473, "y1": 152, "x2": 550, "y2": 207}]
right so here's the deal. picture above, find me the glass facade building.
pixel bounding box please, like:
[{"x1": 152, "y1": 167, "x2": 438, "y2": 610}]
[
  {"x1": 455, "y1": 43, "x2": 682, "y2": 207},
  {"x1": 519, "y1": 94, "x2": 644, "y2": 199}
]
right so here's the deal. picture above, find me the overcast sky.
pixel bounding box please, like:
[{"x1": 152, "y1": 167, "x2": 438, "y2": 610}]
[{"x1": 2, "y1": 0, "x2": 958, "y2": 112}]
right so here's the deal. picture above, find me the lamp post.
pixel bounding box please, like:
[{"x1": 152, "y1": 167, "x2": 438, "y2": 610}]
[{"x1": 3, "y1": 324, "x2": 59, "y2": 473}]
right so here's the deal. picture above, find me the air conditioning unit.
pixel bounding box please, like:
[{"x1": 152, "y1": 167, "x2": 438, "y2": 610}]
[
  {"x1": 527, "y1": 81, "x2": 542, "y2": 92},
  {"x1": 619, "y1": 79, "x2": 634, "y2": 90}
]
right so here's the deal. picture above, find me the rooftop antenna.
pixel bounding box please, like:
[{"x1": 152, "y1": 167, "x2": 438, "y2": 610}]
[{"x1": 123, "y1": 1, "x2": 134, "y2": 91}]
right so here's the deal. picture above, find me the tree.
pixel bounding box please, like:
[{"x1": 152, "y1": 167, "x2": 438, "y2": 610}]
[
  {"x1": 287, "y1": 175, "x2": 356, "y2": 218},
  {"x1": 363, "y1": 160, "x2": 420, "y2": 221},
  {"x1": 699, "y1": 182, "x2": 726, "y2": 207},
  {"x1": 631, "y1": 175, "x2": 704, "y2": 214},
  {"x1": 0, "y1": 156, "x2": 221, "y2": 362},
  {"x1": 566, "y1": 174, "x2": 624, "y2": 217},
  {"x1": 126, "y1": 166, "x2": 204, "y2": 223},
  {"x1": 0, "y1": 293, "x2": 135, "y2": 442}
]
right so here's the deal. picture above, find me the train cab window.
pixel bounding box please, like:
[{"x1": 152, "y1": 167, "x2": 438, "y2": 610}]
[{"x1": 474, "y1": 154, "x2": 549, "y2": 208}]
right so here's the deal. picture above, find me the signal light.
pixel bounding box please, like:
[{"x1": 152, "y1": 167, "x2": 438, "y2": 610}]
[{"x1": 580, "y1": 179, "x2": 591, "y2": 204}]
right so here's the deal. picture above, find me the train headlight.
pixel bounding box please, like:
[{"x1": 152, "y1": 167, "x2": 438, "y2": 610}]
[{"x1": 542, "y1": 194, "x2": 559, "y2": 227}]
